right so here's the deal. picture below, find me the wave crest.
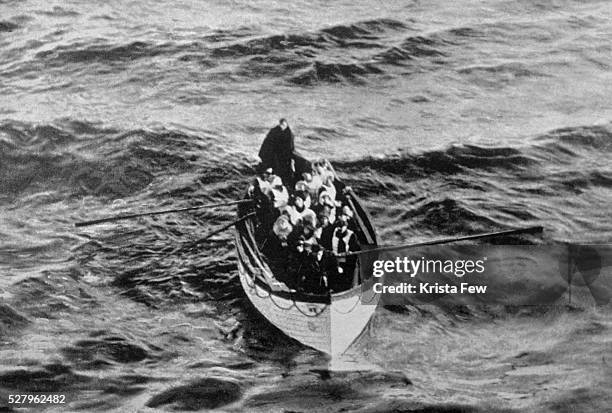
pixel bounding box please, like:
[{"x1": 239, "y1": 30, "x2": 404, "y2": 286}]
[{"x1": 336, "y1": 144, "x2": 536, "y2": 178}]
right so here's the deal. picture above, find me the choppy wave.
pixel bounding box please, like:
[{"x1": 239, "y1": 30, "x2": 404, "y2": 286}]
[
  {"x1": 35, "y1": 40, "x2": 197, "y2": 66},
  {"x1": 337, "y1": 144, "x2": 537, "y2": 178},
  {"x1": 0, "y1": 304, "x2": 29, "y2": 337},
  {"x1": 211, "y1": 18, "x2": 409, "y2": 58},
  {"x1": 0, "y1": 120, "x2": 240, "y2": 200},
  {"x1": 0, "y1": 20, "x2": 19, "y2": 32},
  {"x1": 2, "y1": 1, "x2": 612, "y2": 411},
  {"x1": 16, "y1": 17, "x2": 428, "y2": 84},
  {"x1": 339, "y1": 123, "x2": 612, "y2": 181},
  {"x1": 289, "y1": 61, "x2": 384, "y2": 85},
  {"x1": 5, "y1": 15, "x2": 585, "y2": 90},
  {"x1": 332, "y1": 123, "x2": 612, "y2": 240},
  {"x1": 540, "y1": 124, "x2": 612, "y2": 151},
  {"x1": 3, "y1": 119, "x2": 611, "y2": 242}
]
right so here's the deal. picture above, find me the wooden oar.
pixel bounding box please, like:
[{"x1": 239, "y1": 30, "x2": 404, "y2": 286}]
[
  {"x1": 197, "y1": 212, "x2": 256, "y2": 242},
  {"x1": 338, "y1": 226, "x2": 544, "y2": 257},
  {"x1": 174, "y1": 212, "x2": 257, "y2": 252},
  {"x1": 75, "y1": 199, "x2": 253, "y2": 227}
]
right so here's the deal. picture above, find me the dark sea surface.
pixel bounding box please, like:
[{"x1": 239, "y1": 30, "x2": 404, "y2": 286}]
[{"x1": 1, "y1": 0, "x2": 611, "y2": 411}]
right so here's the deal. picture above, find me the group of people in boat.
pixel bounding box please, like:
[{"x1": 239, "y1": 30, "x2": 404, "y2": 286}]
[{"x1": 249, "y1": 119, "x2": 361, "y2": 294}]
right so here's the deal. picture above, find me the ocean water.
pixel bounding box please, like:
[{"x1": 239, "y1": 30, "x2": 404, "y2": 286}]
[{"x1": 1, "y1": 0, "x2": 611, "y2": 411}]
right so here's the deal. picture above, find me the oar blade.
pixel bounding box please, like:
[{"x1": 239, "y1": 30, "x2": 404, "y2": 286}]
[{"x1": 521, "y1": 225, "x2": 544, "y2": 234}]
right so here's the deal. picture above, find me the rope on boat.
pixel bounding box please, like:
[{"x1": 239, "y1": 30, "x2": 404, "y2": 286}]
[
  {"x1": 292, "y1": 299, "x2": 328, "y2": 317},
  {"x1": 243, "y1": 269, "x2": 330, "y2": 317},
  {"x1": 331, "y1": 274, "x2": 367, "y2": 314},
  {"x1": 247, "y1": 273, "x2": 273, "y2": 300},
  {"x1": 331, "y1": 292, "x2": 362, "y2": 314},
  {"x1": 241, "y1": 237, "x2": 374, "y2": 316},
  {"x1": 267, "y1": 288, "x2": 297, "y2": 310},
  {"x1": 244, "y1": 268, "x2": 366, "y2": 318}
]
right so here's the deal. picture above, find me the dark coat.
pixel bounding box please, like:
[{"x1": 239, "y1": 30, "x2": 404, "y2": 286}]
[
  {"x1": 261, "y1": 231, "x2": 287, "y2": 267},
  {"x1": 298, "y1": 252, "x2": 337, "y2": 294},
  {"x1": 317, "y1": 225, "x2": 335, "y2": 251},
  {"x1": 285, "y1": 249, "x2": 308, "y2": 290},
  {"x1": 332, "y1": 227, "x2": 360, "y2": 255},
  {"x1": 258, "y1": 125, "x2": 295, "y2": 184},
  {"x1": 331, "y1": 227, "x2": 360, "y2": 291}
]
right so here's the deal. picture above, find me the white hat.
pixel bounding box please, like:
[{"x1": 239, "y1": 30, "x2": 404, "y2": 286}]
[
  {"x1": 271, "y1": 176, "x2": 283, "y2": 188},
  {"x1": 273, "y1": 215, "x2": 293, "y2": 239},
  {"x1": 341, "y1": 205, "x2": 354, "y2": 218},
  {"x1": 318, "y1": 190, "x2": 333, "y2": 205},
  {"x1": 294, "y1": 180, "x2": 308, "y2": 192}
]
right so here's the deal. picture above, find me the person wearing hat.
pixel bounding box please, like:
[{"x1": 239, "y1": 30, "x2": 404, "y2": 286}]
[
  {"x1": 315, "y1": 205, "x2": 335, "y2": 250},
  {"x1": 293, "y1": 183, "x2": 312, "y2": 208},
  {"x1": 319, "y1": 174, "x2": 338, "y2": 202},
  {"x1": 296, "y1": 244, "x2": 338, "y2": 294},
  {"x1": 340, "y1": 205, "x2": 354, "y2": 219},
  {"x1": 340, "y1": 204, "x2": 359, "y2": 233},
  {"x1": 330, "y1": 213, "x2": 360, "y2": 291},
  {"x1": 284, "y1": 192, "x2": 316, "y2": 227},
  {"x1": 313, "y1": 159, "x2": 333, "y2": 182},
  {"x1": 318, "y1": 189, "x2": 341, "y2": 209},
  {"x1": 296, "y1": 172, "x2": 322, "y2": 204},
  {"x1": 301, "y1": 222, "x2": 317, "y2": 252},
  {"x1": 269, "y1": 175, "x2": 289, "y2": 209},
  {"x1": 249, "y1": 167, "x2": 279, "y2": 232},
  {"x1": 315, "y1": 193, "x2": 337, "y2": 225},
  {"x1": 285, "y1": 236, "x2": 309, "y2": 290},
  {"x1": 287, "y1": 217, "x2": 317, "y2": 250},
  {"x1": 272, "y1": 214, "x2": 293, "y2": 242},
  {"x1": 263, "y1": 214, "x2": 292, "y2": 255},
  {"x1": 249, "y1": 167, "x2": 273, "y2": 198},
  {"x1": 260, "y1": 214, "x2": 294, "y2": 279}
]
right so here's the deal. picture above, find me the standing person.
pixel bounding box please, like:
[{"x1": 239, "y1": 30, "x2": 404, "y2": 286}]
[{"x1": 258, "y1": 118, "x2": 296, "y2": 185}]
